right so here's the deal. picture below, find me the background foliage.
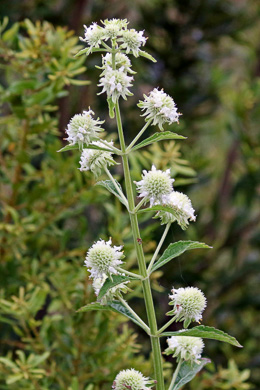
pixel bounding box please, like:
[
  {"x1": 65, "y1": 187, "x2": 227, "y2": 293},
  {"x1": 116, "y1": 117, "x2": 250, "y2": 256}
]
[{"x1": 0, "y1": 0, "x2": 259, "y2": 389}]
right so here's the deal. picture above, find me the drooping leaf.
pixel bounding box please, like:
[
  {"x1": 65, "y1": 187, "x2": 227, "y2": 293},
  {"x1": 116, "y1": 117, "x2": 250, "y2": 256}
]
[
  {"x1": 98, "y1": 275, "x2": 136, "y2": 300},
  {"x1": 58, "y1": 143, "x2": 112, "y2": 153},
  {"x1": 107, "y1": 97, "x2": 115, "y2": 118},
  {"x1": 151, "y1": 241, "x2": 211, "y2": 272},
  {"x1": 132, "y1": 131, "x2": 186, "y2": 151},
  {"x1": 161, "y1": 325, "x2": 242, "y2": 347},
  {"x1": 96, "y1": 180, "x2": 128, "y2": 206},
  {"x1": 171, "y1": 359, "x2": 211, "y2": 390},
  {"x1": 77, "y1": 301, "x2": 147, "y2": 331},
  {"x1": 108, "y1": 301, "x2": 148, "y2": 331},
  {"x1": 77, "y1": 302, "x2": 115, "y2": 313},
  {"x1": 139, "y1": 50, "x2": 157, "y2": 63}
]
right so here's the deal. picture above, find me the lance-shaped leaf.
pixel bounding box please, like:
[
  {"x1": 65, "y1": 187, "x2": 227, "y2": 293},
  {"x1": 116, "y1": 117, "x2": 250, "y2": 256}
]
[
  {"x1": 171, "y1": 359, "x2": 211, "y2": 390},
  {"x1": 161, "y1": 325, "x2": 242, "y2": 347},
  {"x1": 107, "y1": 97, "x2": 115, "y2": 119},
  {"x1": 77, "y1": 301, "x2": 147, "y2": 331},
  {"x1": 58, "y1": 143, "x2": 113, "y2": 153},
  {"x1": 96, "y1": 180, "x2": 128, "y2": 207},
  {"x1": 98, "y1": 275, "x2": 137, "y2": 300},
  {"x1": 132, "y1": 131, "x2": 186, "y2": 151},
  {"x1": 139, "y1": 50, "x2": 157, "y2": 63},
  {"x1": 75, "y1": 47, "x2": 108, "y2": 57},
  {"x1": 150, "y1": 240, "x2": 211, "y2": 272}
]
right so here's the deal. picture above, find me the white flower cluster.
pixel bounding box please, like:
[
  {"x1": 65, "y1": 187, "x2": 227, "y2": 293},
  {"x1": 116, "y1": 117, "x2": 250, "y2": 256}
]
[
  {"x1": 135, "y1": 166, "x2": 196, "y2": 230},
  {"x1": 135, "y1": 165, "x2": 174, "y2": 206},
  {"x1": 100, "y1": 52, "x2": 136, "y2": 74},
  {"x1": 166, "y1": 336, "x2": 204, "y2": 364},
  {"x1": 156, "y1": 191, "x2": 196, "y2": 230},
  {"x1": 84, "y1": 238, "x2": 124, "y2": 280},
  {"x1": 98, "y1": 66, "x2": 134, "y2": 103},
  {"x1": 81, "y1": 19, "x2": 146, "y2": 57},
  {"x1": 168, "y1": 287, "x2": 207, "y2": 328},
  {"x1": 66, "y1": 109, "x2": 104, "y2": 148},
  {"x1": 79, "y1": 141, "x2": 116, "y2": 177},
  {"x1": 138, "y1": 88, "x2": 180, "y2": 130},
  {"x1": 93, "y1": 275, "x2": 129, "y2": 305},
  {"x1": 112, "y1": 369, "x2": 152, "y2": 390}
]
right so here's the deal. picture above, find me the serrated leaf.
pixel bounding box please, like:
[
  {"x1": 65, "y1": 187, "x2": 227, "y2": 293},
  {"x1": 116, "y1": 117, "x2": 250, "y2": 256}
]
[
  {"x1": 98, "y1": 275, "x2": 134, "y2": 300},
  {"x1": 132, "y1": 131, "x2": 186, "y2": 151},
  {"x1": 151, "y1": 241, "x2": 211, "y2": 272},
  {"x1": 161, "y1": 325, "x2": 242, "y2": 347},
  {"x1": 58, "y1": 143, "x2": 112, "y2": 153},
  {"x1": 171, "y1": 359, "x2": 211, "y2": 390},
  {"x1": 96, "y1": 180, "x2": 128, "y2": 206},
  {"x1": 77, "y1": 301, "x2": 147, "y2": 331},
  {"x1": 139, "y1": 50, "x2": 157, "y2": 62}
]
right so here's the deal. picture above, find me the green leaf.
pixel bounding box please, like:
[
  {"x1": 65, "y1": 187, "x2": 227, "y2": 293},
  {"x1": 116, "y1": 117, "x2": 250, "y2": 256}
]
[
  {"x1": 108, "y1": 301, "x2": 148, "y2": 331},
  {"x1": 74, "y1": 47, "x2": 91, "y2": 57},
  {"x1": 132, "y1": 131, "x2": 186, "y2": 151},
  {"x1": 96, "y1": 180, "x2": 128, "y2": 207},
  {"x1": 77, "y1": 302, "x2": 115, "y2": 313},
  {"x1": 139, "y1": 50, "x2": 157, "y2": 63},
  {"x1": 161, "y1": 325, "x2": 242, "y2": 347},
  {"x1": 77, "y1": 301, "x2": 147, "y2": 331},
  {"x1": 58, "y1": 143, "x2": 112, "y2": 153},
  {"x1": 172, "y1": 359, "x2": 211, "y2": 390},
  {"x1": 98, "y1": 275, "x2": 134, "y2": 300},
  {"x1": 0, "y1": 357, "x2": 17, "y2": 369},
  {"x1": 9, "y1": 80, "x2": 37, "y2": 94},
  {"x1": 107, "y1": 97, "x2": 115, "y2": 118},
  {"x1": 151, "y1": 241, "x2": 211, "y2": 272}
]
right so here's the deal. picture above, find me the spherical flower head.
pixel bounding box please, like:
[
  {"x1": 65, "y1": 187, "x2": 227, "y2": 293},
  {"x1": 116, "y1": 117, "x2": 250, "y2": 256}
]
[
  {"x1": 66, "y1": 110, "x2": 104, "y2": 148},
  {"x1": 138, "y1": 88, "x2": 180, "y2": 130},
  {"x1": 113, "y1": 369, "x2": 153, "y2": 390},
  {"x1": 135, "y1": 165, "x2": 174, "y2": 206},
  {"x1": 85, "y1": 239, "x2": 124, "y2": 279},
  {"x1": 102, "y1": 18, "x2": 128, "y2": 39},
  {"x1": 102, "y1": 53, "x2": 135, "y2": 74},
  {"x1": 98, "y1": 66, "x2": 134, "y2": 103},
  {"x1": 118, "y1": 29, "x2": 146, "y2": 57},
  {"x1": 81, "y1": 23, "x2": 106, "y2": 50},
  {"x1": 79, "y1": 141, "x2": 116, "y2": 177},
  {"x1": 156, "y1": 191, "x2": 196, "y2": 230},
  {"x1": 167, "y1": 287, "x2": 207, "y2": 328},
  {"x1": 93, "y1": 274, "x2": 130, "y2": 305},
  {"x1": 165, "y1": 336, "x2": 204, "y2": 364}
]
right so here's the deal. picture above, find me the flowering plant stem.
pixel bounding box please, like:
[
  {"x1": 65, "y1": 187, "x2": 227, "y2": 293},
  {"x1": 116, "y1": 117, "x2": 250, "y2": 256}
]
[
  {"x1": 126, "y1": 119, "x2": 152, "y2": 152},
  {"x1": 115, "y1": 100, "x2": 165, "y2": 390},
  {"x1": 147, "y1": 223, "x2": 171, "y2": 274},
  {"x1": 169, "y1": 359, "x2": 182, "y2": 390}
]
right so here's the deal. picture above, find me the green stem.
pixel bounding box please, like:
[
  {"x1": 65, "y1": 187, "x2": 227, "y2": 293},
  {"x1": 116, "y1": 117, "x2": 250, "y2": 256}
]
[
  {"x1": 168, "y1": 359, "x2": 182, "y2": 390},
  {"x1": 99, "y1": 139, "x2": 122, "y2": 155},
  {"x1": 118, "y1": 296, "x2": 150, "y2": 334},
  {"x1": 116, "y1": 266, "x2": 142, "y2": 280},
  {"x1": 104, "y1": 166, "x2": 129, "y2": 207},
  {"x1": 147, "y1": 223, "x2": 171, "y2": 274},
  {"x1": 115, "y1": 100, "x2": 164, "y2": 390},
  {"x1": 157, "y1": 316, "x2": 176, "y2": 335},
  {"x1": 126, "y1": 120, "x2": 152, "y2": 152},
  {"x1": 133, "y1": 196, "x2": 147, "y2": 213}
]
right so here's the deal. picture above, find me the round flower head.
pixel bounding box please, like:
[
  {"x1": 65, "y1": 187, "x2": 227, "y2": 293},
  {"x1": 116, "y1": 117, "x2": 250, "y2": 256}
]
[
  {"x1": 85, "y1": 239, "x2": 124, "y2": 279},
  {"x1": 112, "y1": 368, "x2": 153, "y2": 390},
  {"x1": 66, "y1": 110, "x2": 104, "y2": 148},
  {"x1": 167, "y1": 287, "x2": 207, "y2": 328},
  {"x1": 118, "y1": 29, "x2": 146, "y2": 57},
  {"x1": 156, "y1": 191, "x2": 196, "y2": 230},
  {"x1": 93, "y1": 274, "x2": 130, "y2": 305},
  {"x1": 101, "y1": 53, "x2": 136, "y2": 74},
  {"x1": 138, "y1": 88, "x2": 180, "y2": 130},
  {"x1": 135, "y1": 165, "x2": 174, "y2": 206},
  {"x1": 98, "y1": 66, "x2": 134, "y2": 103},
  {"x1": 102, "y1": 18, "x2": 128, "y2": 40},
  {"x1": 79, "y1": 141, "x2": 116, "y2": 177},
  {"x1": 165, "y1": 336, "x2": 204, "y2": 364},
  {"x1": 81, "y1": 23, "x2": 106, "y2": 50}
]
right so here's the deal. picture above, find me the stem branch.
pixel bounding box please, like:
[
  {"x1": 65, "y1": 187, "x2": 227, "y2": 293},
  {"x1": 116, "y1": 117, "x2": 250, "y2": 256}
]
[
  {"x1": 168, "y1": 360, "x2": 182, "y2": 390},
  {"x1": 147, "y1": 223, "x2": 171, "y2": 274},
  {"x1": 126, "y1": 120, "x2": 152, "y2": 152},
  {"x1": 118, "y1": 296, "x2": 150, "y2": 334}
]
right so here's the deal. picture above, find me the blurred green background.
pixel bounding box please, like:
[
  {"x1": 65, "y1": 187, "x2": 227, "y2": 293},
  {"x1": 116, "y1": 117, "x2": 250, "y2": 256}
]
[{"x1": 0, "y1": 0, "x2": 259, "y2": 389}]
